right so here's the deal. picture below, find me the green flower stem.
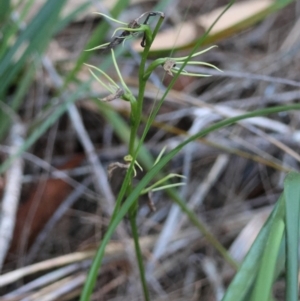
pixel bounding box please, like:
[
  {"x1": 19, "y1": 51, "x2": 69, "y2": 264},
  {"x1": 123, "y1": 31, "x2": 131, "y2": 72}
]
[
  {"x1": 148, "y1": 13, "x2": 165, "y2": 49},
  {"x1": 129, "y1": 210, "x2": 150, "y2": 301},
  {"x1": 126, "y1": 16, "x2": 165, "y2": 301},
  {"x1": 130, "y1": 17, "x2": 164, "y2": 153}
]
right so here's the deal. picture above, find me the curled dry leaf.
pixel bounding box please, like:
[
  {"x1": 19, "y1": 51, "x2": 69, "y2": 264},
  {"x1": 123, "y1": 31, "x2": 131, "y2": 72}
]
[
  {"x1": 163, "y1": 59, "x2": 177, "y2": 76},
  {"x1": 8, "y1": 155, "x2": 84, "y2": 254},
  {"x1": 101, "y1": 88, "x2": 124, "y2": 102},
  {"x1": 107, "y1": 162, "x2": 129, "y2": 196},
  {"x1": 107, "y1": 162, "x2": 129, "y2": 180},
  {"x1": 147, "y1": 191, "x2": 156, "y2": 212}
]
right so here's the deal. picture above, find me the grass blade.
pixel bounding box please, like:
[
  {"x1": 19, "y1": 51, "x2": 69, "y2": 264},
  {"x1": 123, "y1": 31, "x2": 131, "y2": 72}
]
[
  {"x1": 250, "y1": 209, "x2": 284, "y2": 301},
  {"x1": 0, "y1": 0, "x2": 67, "y2": 97},
  {"x1": 222, "y1": 196, "x2": 284, "y2": 301},
  {"x1": 0, "y1": 0, "x2": 10, "y2": 23},
  {"x1": 284, "y1": 172, "x2": 300, "y2": 301}
]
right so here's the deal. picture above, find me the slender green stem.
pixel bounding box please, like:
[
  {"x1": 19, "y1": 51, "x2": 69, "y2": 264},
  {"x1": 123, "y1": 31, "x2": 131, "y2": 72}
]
[
  {"x1": 129, "y1": 22, "x2": 158, "y2": 156},
  {"x1": 126, "y1": 16, "x2": 165, "y2": 301},
  {"x1": 129, "y1": 212, "x2": 150, "y2": 301}
]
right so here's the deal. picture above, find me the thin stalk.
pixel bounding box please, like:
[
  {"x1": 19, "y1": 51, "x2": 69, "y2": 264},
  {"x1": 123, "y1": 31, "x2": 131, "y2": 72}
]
[
  {"x1": 129, "y1": 212, "x2": 150, "y2": 301},
  {"x1": 129, "y1": 14, "x2": 165, "y2": 156},
  {"x1": 128, "y1": 25, "x2": 152, "y2": 155},
  {"x1": 126, "y1": 16, "x2": 165, "y2": 301}
]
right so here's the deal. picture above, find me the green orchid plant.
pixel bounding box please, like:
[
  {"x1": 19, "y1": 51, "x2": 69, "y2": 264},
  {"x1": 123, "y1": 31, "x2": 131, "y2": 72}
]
[{"x1": 81, "y1": 10, "x2": 221, "y2": 301}]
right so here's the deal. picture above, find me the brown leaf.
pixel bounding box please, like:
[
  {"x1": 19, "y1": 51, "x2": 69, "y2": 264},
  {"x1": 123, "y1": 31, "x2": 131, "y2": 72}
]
[
  {"x1": 133, "y1": 0, "x2": 274, "y2": 52},
  {"x1": 9, "y1": 155, "x2": 84, "y2": 255}
]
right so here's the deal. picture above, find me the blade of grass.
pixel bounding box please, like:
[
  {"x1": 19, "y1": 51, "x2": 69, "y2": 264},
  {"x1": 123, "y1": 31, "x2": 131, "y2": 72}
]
[
  {"x1": 0, "y1": 0, "x2": 10, "y2": 23},
  {"x1": 0, "y1": 64, "x2": 35, "y2": 140},
  {"x1": 0, "y1": 0, "x2": 34, "y2": 58},
  {"x1": 223, "y1": 170, "x2": 300, "y2": 301},
  {"x1": 250, "y1": 207, "x2": 285, "y2": 301},
  {"x1": 284, "y1": 172, "x2": 300, "y2": 301},
  {"x1": 0, "y1": 0, "x2": 67, "y2": 97},
  {"x1": 0, "y1": 1, "x2": 93, "y2": 141},
  {"x1": 222, "y1": 195, "x2": 284, "y2": 301}
]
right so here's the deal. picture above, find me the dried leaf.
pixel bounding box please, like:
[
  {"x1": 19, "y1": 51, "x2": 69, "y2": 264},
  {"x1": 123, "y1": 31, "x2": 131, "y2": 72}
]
[
  {"x1": 147, "y1": 191, "x2": 156, "y2": 212},
  {"x1": 133, "y1": 0, "x2": 274, "y2": 52},
  {"x1": 101, "y1": 88, "x2": 124, "y2": 102},
  {"x1": 107, "y1": 162, "x2": 129, "y2": 196},
  {"x1": 9, "y1": 155, "x2": 84, "y2": 254},
  {"x1": 163, "y1": 59, "x2": 177, "y2": 76}
]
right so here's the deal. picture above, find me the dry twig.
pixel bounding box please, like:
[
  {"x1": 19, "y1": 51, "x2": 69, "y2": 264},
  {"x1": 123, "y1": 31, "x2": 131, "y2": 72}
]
[{"x1": 0, "y1": 115, "x2": 25, "y2": 271}]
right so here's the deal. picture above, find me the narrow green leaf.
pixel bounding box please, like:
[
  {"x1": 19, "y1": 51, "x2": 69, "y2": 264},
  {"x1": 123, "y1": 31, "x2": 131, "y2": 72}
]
[
  {"x1": 0, "y1": 64, "x2": 36, "y2": 140},
  {"x1": 222, "y1": 196, "x2": 285, "y2": 301},
  {"x1": 284, "y1": 172, "x2": 300, "y2": 301},
  {"x1": 0, "y1": 0, "x2": 67, "y2": 96},
  {"x1": 250, "y1": 213, "x2": 284, "y2": 301},
  {"x1": 0, "y1": 0, "x2": 10, "y2": 23}
]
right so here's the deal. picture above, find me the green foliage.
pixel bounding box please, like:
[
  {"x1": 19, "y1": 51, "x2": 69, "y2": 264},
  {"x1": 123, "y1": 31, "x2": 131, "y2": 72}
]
[
  {"x1": 0, "y1": 0, "x2": 10, "y2": 23},
  {"x1": 223, "y1": 172, "x2": 300, "y2": 301},
  {"x1": 76, "y1": 1, "x2": 300, "y2": 300},
  {"x1": 0, "y1": 1, "x2": 299, "y2": 301},
  {"x1": 0, "y1": 0, "x2": 67, "y2": 97},
  {"x1": 284, "y1": 172, "x2": 300, "y2": 301},
  {"x1": 0, "y1": 0, "x2": 66, "y2": 139}
]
